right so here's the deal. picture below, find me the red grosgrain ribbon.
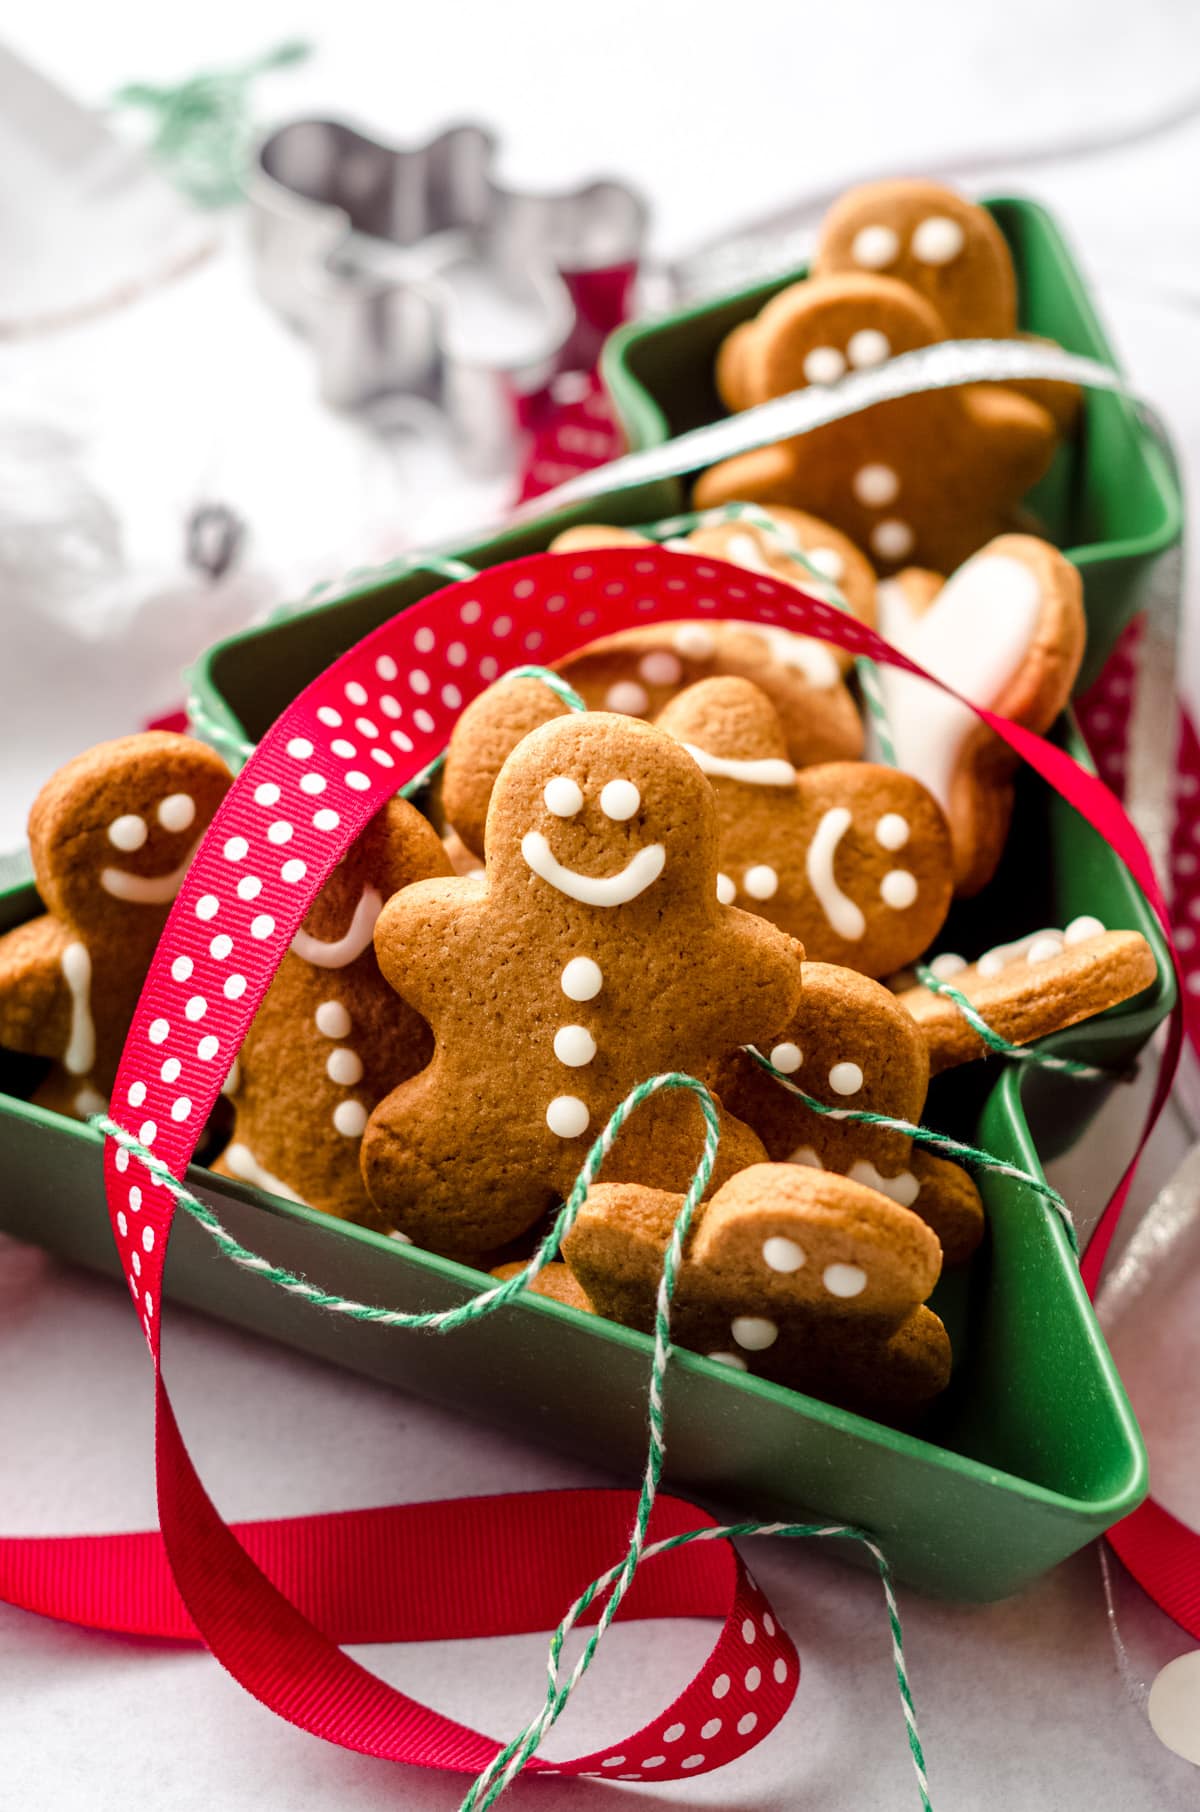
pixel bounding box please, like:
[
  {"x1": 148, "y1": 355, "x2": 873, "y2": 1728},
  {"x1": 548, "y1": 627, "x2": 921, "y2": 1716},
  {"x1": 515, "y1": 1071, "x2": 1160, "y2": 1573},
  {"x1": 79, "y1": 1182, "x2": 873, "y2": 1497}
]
[{"x1": 4, "y1": 547, "x2": 1184, "y2": 1777}]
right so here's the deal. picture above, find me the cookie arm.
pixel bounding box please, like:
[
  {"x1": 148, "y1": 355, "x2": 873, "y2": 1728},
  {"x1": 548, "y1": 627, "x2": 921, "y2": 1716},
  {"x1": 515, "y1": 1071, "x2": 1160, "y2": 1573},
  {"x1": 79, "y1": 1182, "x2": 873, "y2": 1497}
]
[
  {"x1": 0, "y1": 913, "x2": 73, "y2": 1060},
  {"x1": 706, "y1": 913, "x2": 806, "y2": 1051},
  {"x1": 372, "y1": 876, "x2": 487, "y2": 1022}
]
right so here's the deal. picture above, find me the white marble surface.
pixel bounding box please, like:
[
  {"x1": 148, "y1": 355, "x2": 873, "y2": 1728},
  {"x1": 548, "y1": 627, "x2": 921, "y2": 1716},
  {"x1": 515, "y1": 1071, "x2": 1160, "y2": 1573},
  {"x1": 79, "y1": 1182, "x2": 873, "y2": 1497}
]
[{"x1": 2, "y1": 3, "x2": 1200, "y2": 1807}]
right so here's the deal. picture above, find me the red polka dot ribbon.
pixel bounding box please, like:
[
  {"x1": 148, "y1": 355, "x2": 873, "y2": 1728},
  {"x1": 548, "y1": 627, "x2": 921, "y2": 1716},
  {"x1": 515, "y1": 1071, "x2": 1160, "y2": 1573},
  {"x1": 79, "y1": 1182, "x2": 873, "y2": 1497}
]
[{"x1": 0, "y1": 547, "x2": 1185, "y2": 1784}]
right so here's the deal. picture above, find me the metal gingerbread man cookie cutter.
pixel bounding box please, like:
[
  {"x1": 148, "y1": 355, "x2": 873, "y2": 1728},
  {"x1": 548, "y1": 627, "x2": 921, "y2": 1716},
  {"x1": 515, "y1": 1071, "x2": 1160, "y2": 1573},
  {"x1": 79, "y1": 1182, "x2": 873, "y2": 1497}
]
[{"x1": 246, "y1": 118, "x2": 648, "y2": 471}]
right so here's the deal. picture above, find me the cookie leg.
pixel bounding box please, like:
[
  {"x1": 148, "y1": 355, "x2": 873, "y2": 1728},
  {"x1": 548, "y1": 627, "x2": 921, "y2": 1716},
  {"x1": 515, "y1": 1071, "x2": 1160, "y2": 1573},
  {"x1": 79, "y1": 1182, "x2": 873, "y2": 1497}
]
[{"x1": 574, "y1": 1088, "x2": 766, "y2": 1200}]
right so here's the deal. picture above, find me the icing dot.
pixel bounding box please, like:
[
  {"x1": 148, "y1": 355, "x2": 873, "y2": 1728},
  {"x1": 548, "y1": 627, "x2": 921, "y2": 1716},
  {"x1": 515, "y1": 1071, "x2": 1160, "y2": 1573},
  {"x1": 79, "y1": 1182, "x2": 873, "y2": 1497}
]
[
  {"x1": 327, "y1": 1048, "x2": 364, "y2": 1085},
  {"x1": 333, "y1": 1100, "x2": 368, "y2": 1137},
  {"x1": 546, "y1": 1095, "x2": 590, "y2": 1139},
  {"x1": 716, "y1": 873, "x2": 737, "y2": 905},
  {"x1": 160, "y1": 1058, "x2": 181, "y2": 1084},
  {"x1": 197, "y1": 1035, "x2": 219, "y2": 1060},
  {"x1": 674, "y1": 623, "x2": 716, "y2": 659},
  {"x1": 316, "y1": 1000, "x2": 352, "y2": 1038},
  {"x1": 762, "y1": 1235, "x2": 806, "y2": 1273},
  {"x1": 829, "y1": 1061, "x2": 864, "y2": 1095},
  {"x1": 287, "y1": 737, "x2": 313, "y2": 759},
  {"x1": 224, "y1": 836, "x2": 248, "y2": 862},
  {"x1": 928, "y1": 952, "x2": 967, "y2": 979},
  {"x1": 702, "y1": 1718, "x2": 723, "y2": 1740},
  {"x1": 824, "y1": 1262, "x2": 868, "y2": 1297},
  {"x1": 331, "y1": 739, "x2": 356, "y2": 759},
  {"x1": 880, "y1": 869, "x2": 918, "y2": 909},
  {"x1": 600, "y1": 778, "x2": 640, "y2": 821},
  {"x1": 712, "y1": 1673, "x2": 731, "y2": 1698},
  {"x1": 314, "y1": 808, "x2": 340, "y2": 831},
  {"x1": 803, "y1": 345, "x2": 846, "y2": 385},
  {"x1": 561, "y1": 957, "x2": 602, "y2": 1001},
  {"x1": 737, "y1": 1713, "x2": 758, "y2": 1737},
  {"x1": 605, "y1": 680, "x2": 649, "y2": 714},
  {"x1": 663, "y1": 1723, "x2": 685, "y2": 1743},
  {"x1": 745, "y1": 1666, "x2": 762, "y2": 1691},
  {"x1": 157, "y1": 794, "x2": 195, "y2": 833},
  {"x1": 851, "y1": 223, "x2": 899, "y2": 268},
  {"x1": 195, "y1": 894, "x2": 219, "y2": 921},
  {"x1": 874, "y1": 812, "x2": 909, "y2": 850},
  {"x1": 345, "y1": 772, "x2": 371, "y2": 791},
  {"x1": 1065, "y1": 914, "x2": 1105, "y2": 944},
  {"x1": 707, "y1": 1351, "x2": 749, "y2": 1370},
  {"x1": 553, "y1": 1025, "x2": 597, "y2": 1067},
  {"x1": 300, "y1": 774, "x2": 326, "y2": 795},
  {"x1": 870, "y1": 519, "x2": 915, "y2": 561},
  {"x1": 250, "y1": 915, "x2": 275, "y2": 940},
  {"x1": 639, "y1": 650, "x2": 683, "y2": 686},
  {"x1": 171, "y1": 955, "x2": 194, "y2": 982},
  {"x1": 731, "y1": 1315, "x2": 778, "y2": 1351},
  {"x1": 317, "y1": 707, "x2": 341, "y2": 728},
  {"x1": 1027, "y1": 933, "x2": 1063, "y2": 965},
  {"x1": 544, "y1": 776, "x2": 584, "y2": 817},
  {"x1": 806, "y1": 546, "x2": 845, "y2": 582},
  {"x1": 281, "y1": 859, "x2": 307, "y2": 883},
  {"x1": 743, "y1": 864, "x2": 778, "y2": 901},
  {"x1": 171, "y1": 1097, "x2": 192, "y2": 1122},
  {"x1": 345, "y1": 681, "x2": 368, "y2": 705},
  {"x1": 254, "y1": 782, "x2": 280, "y2": 807},
  {"x1": 769, "y1": 1042, "x2": 802, "y2": 1073},
  {"x1": 853, "y1": 463, "x2": 900, "y2": 507},
  {"x1": 912, "y1": 214, "x2": 965, "y2": 265},
  {"x1": 414, "y1": 627, "x2": 436, "y2": 653},
  {"x1": 236, "y1": 876, "x2": 262, "y2": 901},
  {"x1": 184, "y1": 995, "x2": 207, "y2": 1021},
  {"x1": 148, "y1": 1018, "x2": 169, "y2": 1044},
  {"x1": 128, "y1": 1080, "x2": 147, "y2": 1106},
  {"x1": 224, "y1": 973, "x2": 247, "y2": 1000},
  {"x1": 108, "y1": 814, "x2": 147, "y2": 851},
  {"x1": 847, "y1": 328, "x2": 891, "y2": 369}
]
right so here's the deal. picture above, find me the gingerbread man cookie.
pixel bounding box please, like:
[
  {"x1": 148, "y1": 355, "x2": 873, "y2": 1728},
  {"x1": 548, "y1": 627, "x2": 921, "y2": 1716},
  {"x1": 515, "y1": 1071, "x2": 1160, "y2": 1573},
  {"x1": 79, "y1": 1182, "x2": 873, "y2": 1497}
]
[
  {"x1": 214, "y1": 799, "x2": 452, "y2": 1220},
  {"x1": 490, "y1": 1259, "x2": 595, "y2": 1312},
  {"x1": 874, "y1": 533, "x2": 1086, "y2": 894},
  {"x1": 694, "y1": 273, "x2": 1059, "y2": 573},
  {"x1": 654, "y1": 676, "x2": 954, "y2": 978},
  {"x1": 562, "y1": 1164, "x2": 951, "y2": 1417},
  {"x1": 361, "y1": 712, "x2": 805, "y2": 1260},
  {"x1": 0, "y1": 733, "x2": 231, "y2": 1119},
  {"x1": 715, "y1": 962, "x2": 983, "y2": 1264},
  {"x1": 898, "y1": 917, "x2": 1158, "y2": 1074}
]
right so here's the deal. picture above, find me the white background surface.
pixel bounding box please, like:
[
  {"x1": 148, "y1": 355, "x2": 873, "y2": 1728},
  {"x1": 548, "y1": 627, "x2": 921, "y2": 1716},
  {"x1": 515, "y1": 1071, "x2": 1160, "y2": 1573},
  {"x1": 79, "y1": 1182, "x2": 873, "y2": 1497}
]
[{"x1": 2, "y1": 3, "x2": 1200, "y2": 1807}]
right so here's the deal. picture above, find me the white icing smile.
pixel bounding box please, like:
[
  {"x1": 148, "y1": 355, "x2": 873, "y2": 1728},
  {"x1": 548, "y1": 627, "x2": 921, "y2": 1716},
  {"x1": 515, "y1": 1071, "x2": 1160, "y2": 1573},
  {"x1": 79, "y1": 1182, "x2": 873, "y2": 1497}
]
[
  {"x1": 291, "y1": 886, "x2": 382, "y2": 968},
  {"x1": 100, "y1": 841, "x2": 200, "y2": 904},
  {"x1": 521, "y1": 831, "x2": 665, "y2": 906},
  {"x1": 805, "y1": 808, "x2": 866, "y2": 941}
]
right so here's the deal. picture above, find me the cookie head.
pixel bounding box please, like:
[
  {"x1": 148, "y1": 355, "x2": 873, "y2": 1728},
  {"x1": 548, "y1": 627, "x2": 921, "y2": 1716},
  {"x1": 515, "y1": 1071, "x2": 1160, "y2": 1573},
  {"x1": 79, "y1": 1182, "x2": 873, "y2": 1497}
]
[
  {"x1": 484, "y1": 712, "x2": 719, "y2": 916},
  {"x1": 291, "y1": 797, "x2": 451, "y2": 963},
  {"x1": 739, "y1": 272, "x2": 943, "y2": 405},
  {"x1": 814, "y1": 179, "x2": 1018, "y2": 340},
  {"x1": 27, "y1": 732, "x2": 231, "y2": 936}
]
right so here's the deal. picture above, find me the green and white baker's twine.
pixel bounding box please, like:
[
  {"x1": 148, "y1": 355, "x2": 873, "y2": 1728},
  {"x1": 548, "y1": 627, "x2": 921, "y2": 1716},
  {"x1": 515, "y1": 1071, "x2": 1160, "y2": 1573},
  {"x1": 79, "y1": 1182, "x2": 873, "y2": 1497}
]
[
  {"x1": 912, "y1": 962, "x2": 1107, "y2": 1081},
  {"x1": 94, "y1": 1076, "x2": 933, "y2": 1812}
]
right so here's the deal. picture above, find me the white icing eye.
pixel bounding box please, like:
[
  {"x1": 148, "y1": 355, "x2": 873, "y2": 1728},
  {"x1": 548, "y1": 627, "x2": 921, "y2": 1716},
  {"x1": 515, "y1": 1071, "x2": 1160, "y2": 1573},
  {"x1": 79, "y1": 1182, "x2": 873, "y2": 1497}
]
[
  {"x1": 157, "y1": 793, "x2": 196, "y2": 833},
  {"x1": 1065, "y1": 915, "x2": 1105, "y2": 944},
  {"x1": 880, "y1": 869, "x2": 918, "y2": 909},
  {"x1": 315, "y1": 1000, "x2": 352, "y2": 1038},
  {"x1": 853, "y1": 463, "x2": 900, "y2": 507},
  {"x1": 851, "y1": 223, "x2": 899, "y2": 269},
  {"x1": 731, "y1": 1315, "x2": 779, "y2": 1351},
  {"x1": 638, "y1": 650, "x2": 683, "y2": 686},
  {"x1": 805, "y1": 546, "x2": 845, "y2": 583},
  {"x1": 546, "y1": 1094, "x2": 590, "y2": 1138},
  {"x1": 674, "y1": 623, "x2": 716, "y2": 660},
  {"x1": 828, "y1": 1061, "x2": 864, "y2": 1096},
  {"x1": 874, "y1": 813, "x2": 910, "y2": 851},
  {"x1": 870, "y1": 519, "x2": 915, "y2": 562},
  {"x1": 107, "y1": 814, "x2": 148, "y2": 852},
  {"x1": 604, "y1": 681, "x2": 649, "y2": 715},
  {"x1": 600, "y1": 778, "x2": 640, "y2": 821},
  {"x1": 769, "y1": 1042, "x2": 802, "y2": 1074},
  {"x1": 561, "y1": 956, "x2": 603, "y2": 1001},
  {"x1": 911, "y1": 215, "x2": 965, "y2": 265},
  {"x1": 553, "y1": 1024, "x2": 597, "y2": 1067},
  {"x1": 1026, "y1": 934, "x2": 1064, "y2": 965},
  {"x1": 802, "y1": 345, "x2": 846, "y2": 385},
  {"x1": 928, "y1": 952, "x2": 968, "y2": 980},
  {"x1": 544, "y1": 776, "x2": 584, "y2": 817},
  {"x1": 762, "y1": 1236, "x2": 806, "y2": 1273},
  {"x1": 847, "y1": 328, "x2": 891, "y2": 369},
  {"x1": 823, "y1": 1263, "x2": 867, "y2": 1298},
  {"x1": 742, "y1": 864, "x2": 778, "y2": 901},
  {"x1": 716, "y1": 873, "x2": 737, "y2": 905}
]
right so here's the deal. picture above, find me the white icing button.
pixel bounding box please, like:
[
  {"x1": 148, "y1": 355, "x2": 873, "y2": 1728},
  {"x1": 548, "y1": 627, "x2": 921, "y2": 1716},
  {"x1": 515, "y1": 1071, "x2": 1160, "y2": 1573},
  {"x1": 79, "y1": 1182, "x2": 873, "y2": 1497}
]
[
  {"x1": 639, "y1": 650, "x2": 683, "y2": 686},
  {"x1": 769, "y1": 1042, "x2": 802, "y2": 1074},
  {"x1": 802, "y1": 345, "x2": 846, "y2": 385},
  {"x1": 805, "y1": 545, "x2": 845, "y2": 582},
  {"x1": 1065, "y1": 914, "x2": 1105, "y2": 944},
  {"x1": 911, "y1": 214, "x2": 965, "y2": 265},
  {"x1": 742, "y1": 864, "x2": 778, "y2": 901},
  {"x1": 561, "y1": 957, "x2": 602, "y2": 1001},
  {"x1": 333, "y1": 1100, "x2": 368, "y2": 1137},
  {"x1": 327, "y1": 1048, "x2": 364, "y2": 1085},
  {"x1": 787, "y1": 1144, "x2": 823, "y2": 1169},
  {"x1": 600, "y1": 778, "x2": 640, "y2": 821},
  {"x1": 880, "y1": 869, "x2": 918, "y2": 909},
  {"x1": 315, "y1": 1000, "x2": 352, "y2": 1039},
  {"x1": 605, "y1": 680, "x2": 649, "y2": 715},
  {"x1": 1148, "y1": 1650, "x2": 1200, "y2": 1766},
  {"x1": 544, "y1": 775, "x2": 584, "y2": 818},
  {"x1": 731, "y1": 1315, "x2": 778, "y2": 1351},
  {"x1": 976, "y1": 949, "x2": 1008, "y2": 978},
  {"x1": 716, "y1": 872, "x2": 737, "y2": 905},
  {"x1": 847, "y1": 328, "x2": 891, "y2": 369},
  {"x1": 707, "y1": 1351, "x2": 749, "y2": 1371},
  {"x1": 823, "y1": 1262, "x2": 868, "y2": 1298},
  {"x1": 553, "y1": 1024, "x2": 597, "y2": 1068},
  {"x1": 546, "y1": 1095, "x2": 590, "y2": 1139},
  {"x1": 762, "y1": 1236, "x2": 805, "y2": 1273},
  {"x1": 929, "y1": 952, "x2": 968, "y2": 980},
  {"x1": 1026, "y1": 933, "x2": 1064, "y2": 965},
  {"x1": 108, "y1": 814, "x2": 147, "y2": 851},
  {"x1": 853, "y1": 463, "x2": 900, "y2": 507},
  {"x1": 870, "y1": 519, "x2": 915, "y2": 561},
  {"x1": 157, "y1": 793, "x2": 196, "y2": 833},
  {"x1": 673, "y1": 624, "x2": 716, "y2": 659},
  {"x1": 874, "y1": 813, "x2": 910, "y2": 851},
  {"x1": 851, "y1": 223, "x2": 899, "y2": 268},
  {"x1": 828, "y1": 1061, "x2": 864, "y2": 1095}
]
